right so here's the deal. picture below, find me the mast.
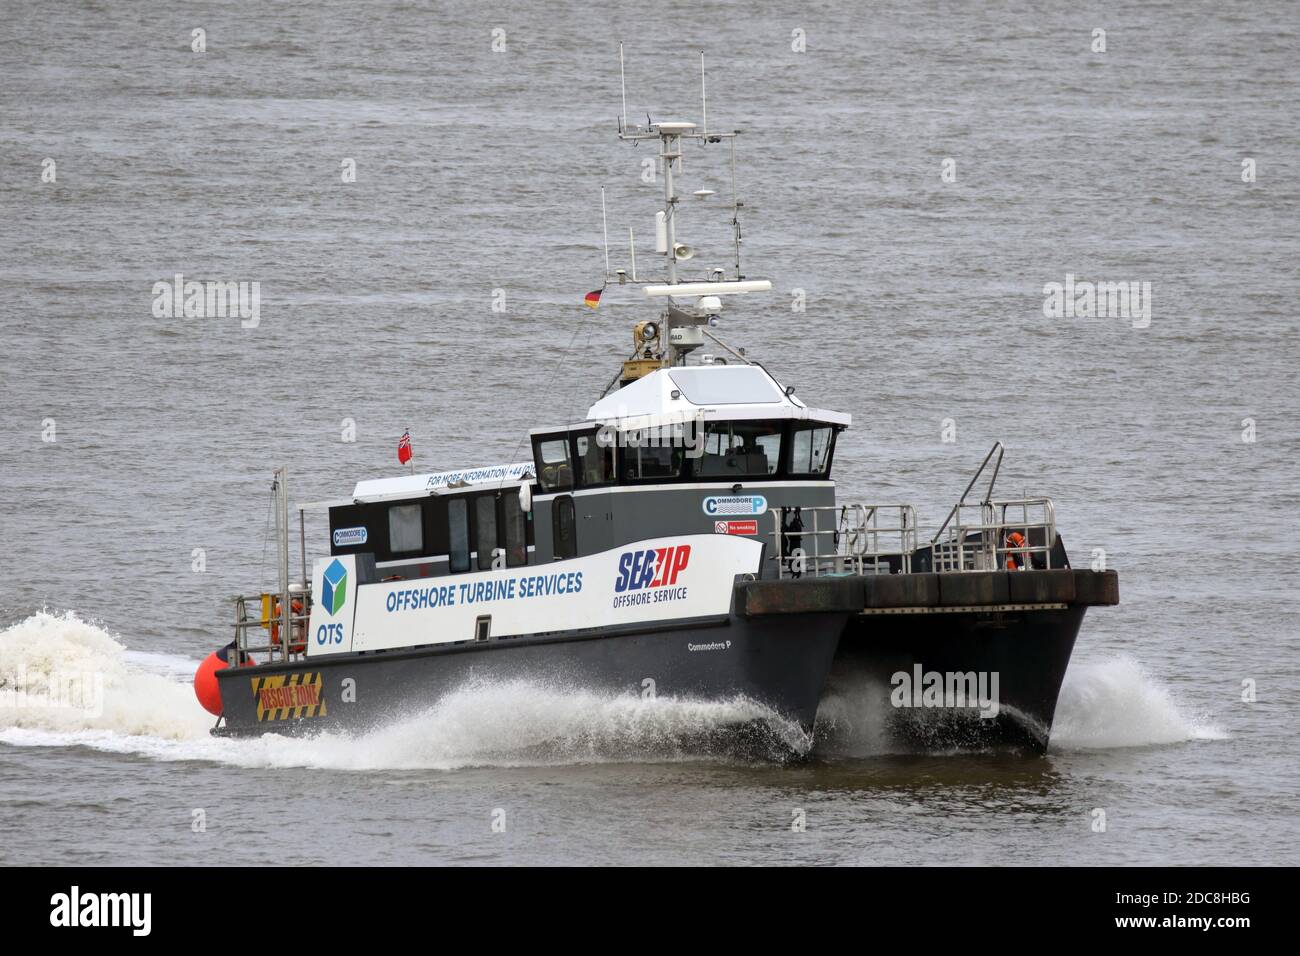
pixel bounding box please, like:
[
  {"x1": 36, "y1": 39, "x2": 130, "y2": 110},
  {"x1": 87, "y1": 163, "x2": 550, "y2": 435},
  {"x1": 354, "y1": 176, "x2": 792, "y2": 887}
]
[
  {"x1": 611, "y1": 49, "x2": 772, "y2": 376},
  {"x1": 660, "y1": 124, "x2": 682, "y2": 286}
]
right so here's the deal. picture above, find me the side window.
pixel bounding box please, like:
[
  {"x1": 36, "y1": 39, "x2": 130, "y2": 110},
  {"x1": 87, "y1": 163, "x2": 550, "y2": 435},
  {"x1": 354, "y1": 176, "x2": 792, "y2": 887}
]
[
  {"x1": 503, "y1": 494, "x2": 528, "y2": 567},
  {"x1": 790, "y1": 426, "x2": 834, "y2": 475},
  {"x1": 388, "y1": 503, "x2": 424, "y2": 554},
  {"x1": 475, "y1": 495, "x2": 497, "y2": 570},
  {"x1": 448, "y1": 498, "x2": 470, "y2": 572},
  {"x1": 552, "y1": 495, "x2": 576, "y2": 560},
  {"x1": 536, "y1": 438, "x2": 573, "y2": 491},
  {"x1": 574, "y1": 432, "x2": 614, "y2": 487}
]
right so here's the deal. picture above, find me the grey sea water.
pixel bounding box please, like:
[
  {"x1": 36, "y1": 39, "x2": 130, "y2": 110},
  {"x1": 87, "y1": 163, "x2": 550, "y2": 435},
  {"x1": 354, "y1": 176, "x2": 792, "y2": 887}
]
[{"x1": 1, "y1": 0, "x2": 1297, "y2": 865}]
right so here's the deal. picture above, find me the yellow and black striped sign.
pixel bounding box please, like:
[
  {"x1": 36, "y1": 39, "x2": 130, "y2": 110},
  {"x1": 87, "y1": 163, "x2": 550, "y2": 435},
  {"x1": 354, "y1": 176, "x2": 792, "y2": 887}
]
[{"x1": 250, "y1": 672, "x2": 328, "y2": 722}]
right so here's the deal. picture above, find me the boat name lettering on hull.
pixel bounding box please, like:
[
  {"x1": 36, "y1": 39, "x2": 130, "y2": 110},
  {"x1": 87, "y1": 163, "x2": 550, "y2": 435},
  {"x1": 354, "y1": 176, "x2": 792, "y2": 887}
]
[{"x1": 385, "y1": 573, "x2": 584, "y2": 612}]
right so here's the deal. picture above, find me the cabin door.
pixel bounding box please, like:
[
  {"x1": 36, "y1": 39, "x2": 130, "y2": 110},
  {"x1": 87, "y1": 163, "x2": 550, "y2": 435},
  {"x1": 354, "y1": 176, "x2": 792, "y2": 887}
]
[{"x1": 552, "y1": 494, "x2": 577, "y2": 560}]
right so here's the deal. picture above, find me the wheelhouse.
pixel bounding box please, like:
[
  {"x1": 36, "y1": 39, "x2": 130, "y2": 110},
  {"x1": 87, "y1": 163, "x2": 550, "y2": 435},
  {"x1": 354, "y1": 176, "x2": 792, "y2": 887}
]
[
  {"x1": 529, "y1": 364, "x2": 848, "y2": 494},
  {"x1": 528, "y1": 418, "x2": 840, "y2": 492}
]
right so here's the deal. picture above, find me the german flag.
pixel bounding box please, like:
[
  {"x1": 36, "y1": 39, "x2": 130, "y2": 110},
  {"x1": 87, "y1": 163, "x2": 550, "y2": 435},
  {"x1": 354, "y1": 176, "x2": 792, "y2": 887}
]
[{"x1": 584, "y1": 288, "x2": 603, "y2": 309}]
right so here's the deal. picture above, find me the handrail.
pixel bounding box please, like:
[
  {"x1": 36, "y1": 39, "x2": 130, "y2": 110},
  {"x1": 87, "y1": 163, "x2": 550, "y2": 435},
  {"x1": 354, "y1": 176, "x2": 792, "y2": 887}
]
[
  {"x1": 234, "y1": 591, "x2": 313, "y2": 663},
  {"x1": 771, "y1": 503, "x2": 917, "y2": 578},
  {"x1": 771, "y1": 493, "x2": 1057, "y2": 578},
  {"x1": 931, "y1": 441, "x2": 1004, "y2": 545},
  {"x1": 930, "y1": 496, "x2": 1058, "y2": 572}
]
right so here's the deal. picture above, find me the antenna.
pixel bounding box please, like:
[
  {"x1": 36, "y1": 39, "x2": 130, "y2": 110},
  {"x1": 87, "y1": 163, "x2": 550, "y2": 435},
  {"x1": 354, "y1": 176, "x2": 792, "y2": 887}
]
[
  {"x1": 613, "y1": 47, "x2": 759, "y2": 293},
  {"x1": 600, "y1": 186, "x2": 611, "y2": 277},
  {"x1": 700, "y1": 51, "x2": 707, "y2": 137},
  {"x1": 619, "y1": 42, "x2": 628, "y2": 131},
  {"x1": 606, "y1": 45, "x2": 770, "y2": 372},
  {"x1": 730, "y1": 137, "x2": 742, "y2": 279}
]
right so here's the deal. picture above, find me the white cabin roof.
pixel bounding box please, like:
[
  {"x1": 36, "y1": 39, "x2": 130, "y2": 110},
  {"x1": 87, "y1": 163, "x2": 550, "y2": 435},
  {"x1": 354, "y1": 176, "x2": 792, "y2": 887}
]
[
  {"x1": 339, "y1": 369, "x2": 847, "y2": 505},
  {"x1": 569, "y1": 365, "x2": 850, "y2": 431},
  {"x1": 350, "y1": 462, "x2": 534, "y2": 502}
]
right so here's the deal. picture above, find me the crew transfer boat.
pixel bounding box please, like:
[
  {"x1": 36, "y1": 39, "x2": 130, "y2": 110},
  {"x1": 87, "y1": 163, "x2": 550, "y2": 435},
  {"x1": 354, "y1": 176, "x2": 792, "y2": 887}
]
[{"x1": 196, "y1": 79, "x2": 1118, "y2": 754}]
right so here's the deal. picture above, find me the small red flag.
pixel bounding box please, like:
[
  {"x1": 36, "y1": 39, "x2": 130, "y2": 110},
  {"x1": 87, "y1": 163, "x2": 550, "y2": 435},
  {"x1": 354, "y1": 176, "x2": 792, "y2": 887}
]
[
  {"x1": 397, "y1": 429, "x2": 412, "y2": 465},
  {"x1": 584, "y1": 288, "x2": 603, "y2": 309}
]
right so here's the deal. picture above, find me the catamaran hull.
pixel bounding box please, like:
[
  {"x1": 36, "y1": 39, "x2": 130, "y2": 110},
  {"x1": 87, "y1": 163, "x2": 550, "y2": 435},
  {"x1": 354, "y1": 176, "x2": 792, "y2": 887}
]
[
  {"x1": 213, "y1": 611, "x2": 849, "y2": 748},
  {"x1": 214, "y1": 569, "x2": 1114, "y2": 755},
  {"x1": 212, "y1": 607, "x2": 1081, "y2": 755},
  {"x1": 822, "y1": 605, "x2": 1087, "y2": 754}
]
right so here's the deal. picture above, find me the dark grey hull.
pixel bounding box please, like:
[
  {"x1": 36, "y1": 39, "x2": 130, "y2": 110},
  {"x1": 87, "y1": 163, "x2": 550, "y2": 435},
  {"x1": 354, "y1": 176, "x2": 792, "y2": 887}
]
[
  {"x1": 822, "y1": 606, "x2": 1087, "y2": 754},
  {"x1": 214, "y1": 612, "x2": 848, "y2": 750},
  {"x1": 215, "y1": 570, "x2": 1112, "y2": 757}
]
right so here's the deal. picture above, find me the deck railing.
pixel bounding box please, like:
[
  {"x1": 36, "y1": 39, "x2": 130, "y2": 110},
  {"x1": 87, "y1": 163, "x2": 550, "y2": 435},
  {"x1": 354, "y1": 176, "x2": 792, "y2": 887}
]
[
  {"x1": 770, "y1": 497, "x2": 1057, "y2": 578},
  {"x1": 931, "y1": 497, "x2": 1058, "y2": 572},
  {"x1": 233, "y1": 589, "x2": 312, "y2": 663},
  {"x1": 770, "y1": 503, "x2": 918, "y2": 578}
]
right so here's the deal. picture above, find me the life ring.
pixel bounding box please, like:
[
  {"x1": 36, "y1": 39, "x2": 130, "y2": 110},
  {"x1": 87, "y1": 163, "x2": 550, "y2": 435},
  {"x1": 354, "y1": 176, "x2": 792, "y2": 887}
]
[
  {"x1": 1004, "y1": 531, "x2": 1027, "y2": 569},
  {"x1": 270, "y1": 598, "x2": 306, "y2": 653}
]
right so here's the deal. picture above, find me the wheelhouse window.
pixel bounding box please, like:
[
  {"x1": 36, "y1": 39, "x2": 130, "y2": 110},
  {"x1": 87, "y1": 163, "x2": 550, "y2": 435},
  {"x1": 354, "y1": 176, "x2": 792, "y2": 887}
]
[
  {"x1": 695, "y1": 421, "x2": 783, "y2": 478},
  {"x1": 621, "y1": 431, "x2": 686, "y2": 482},
  {"x1": 387, "y1": 503, "x2": 424, "y2": 554},
  {"x1": 475, "y1": 495, "x2": 498, "y2": 570},
  {"x1": 574, "y1": 431, "x2": 614, "y2": 487},
  {"x1": 535, "y1": 437, "x2": 573, "y2": 491},
  {"x1": 790, "y1": 425, "x2": 835, "y2": 475}
]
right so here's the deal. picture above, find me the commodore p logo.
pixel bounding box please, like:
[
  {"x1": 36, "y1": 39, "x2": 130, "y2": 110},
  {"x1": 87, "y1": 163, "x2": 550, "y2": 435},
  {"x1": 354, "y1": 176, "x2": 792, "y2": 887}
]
[
  {"x1": 702, "y1": 494, "x2": 767, "y2": 516},
  {"x1": 322, "y1": 559, "x2": 348, "y2": 615},
  {"x1": 615, "y1": 544, "x2": 692, "y2": 592},
  {"x1": 332, "y1": 525, "x2": 367, "y2": 547}
]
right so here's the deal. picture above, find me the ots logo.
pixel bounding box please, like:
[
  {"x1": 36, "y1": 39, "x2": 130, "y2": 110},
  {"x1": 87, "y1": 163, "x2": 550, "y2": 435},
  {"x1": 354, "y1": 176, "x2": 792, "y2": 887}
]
[
  {"x1": 322, "y1": 559, "x2": 348, "y2": 615},
  {"x1": 615, "y1": 545, "x2": 691, "y2": 593}
]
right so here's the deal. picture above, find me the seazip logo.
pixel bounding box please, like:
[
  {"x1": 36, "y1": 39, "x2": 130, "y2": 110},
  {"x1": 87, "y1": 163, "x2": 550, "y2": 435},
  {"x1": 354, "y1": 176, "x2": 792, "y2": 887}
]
[
  {"x1": 615, "y1": 544, "x2": 691, "y2": 592},
  {"x1": 322, "y1": 559, "x2": 348, "y2": 615}
]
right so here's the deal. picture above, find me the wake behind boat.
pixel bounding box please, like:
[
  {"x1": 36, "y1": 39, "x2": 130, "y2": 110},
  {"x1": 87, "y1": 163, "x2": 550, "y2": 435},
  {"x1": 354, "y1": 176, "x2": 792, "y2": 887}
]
[{"x1": 195, "y1": 55, "x2": 1117, "y2": 754}]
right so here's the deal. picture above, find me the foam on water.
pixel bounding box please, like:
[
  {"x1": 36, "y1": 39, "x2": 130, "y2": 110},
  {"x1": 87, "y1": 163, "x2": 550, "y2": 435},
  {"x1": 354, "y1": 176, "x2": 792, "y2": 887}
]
[
  {"x1": 1051, "y1": 656, "x2": 1227, "y2": 750},
  {"x1": 219, "y1": 681, "x2": 808, "y2": 771},
  {"x1": 810, "y1": 657, "x2": 1227, "y2": 756},
  {"x1": 0, "y1": 611, "x2": 806, "y2": 769},
  {"x1": 0, "y1": 612, "x2": 1224, "y2": 769},
  {"x1": 0, "y1": 610, "x2": 211, "y2": 741}
]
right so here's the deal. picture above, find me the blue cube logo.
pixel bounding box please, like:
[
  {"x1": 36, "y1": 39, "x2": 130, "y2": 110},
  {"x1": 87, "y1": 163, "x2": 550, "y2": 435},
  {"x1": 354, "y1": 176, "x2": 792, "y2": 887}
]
[{"x1": 322, "y1": 559, "x2": 348, "y2": 616}]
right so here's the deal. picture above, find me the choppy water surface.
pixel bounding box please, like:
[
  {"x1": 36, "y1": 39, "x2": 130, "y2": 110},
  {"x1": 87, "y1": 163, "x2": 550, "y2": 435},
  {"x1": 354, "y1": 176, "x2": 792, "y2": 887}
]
[{"x1": 1, "y1": 1, "x2": 1297, "y2": 865}]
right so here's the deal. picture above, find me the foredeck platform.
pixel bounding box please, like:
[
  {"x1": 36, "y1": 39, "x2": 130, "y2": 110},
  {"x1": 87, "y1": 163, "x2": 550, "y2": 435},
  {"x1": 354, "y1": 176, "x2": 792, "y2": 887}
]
[{"x1": 736, "y1": 569, "x2": 1119, "y2": 617}]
